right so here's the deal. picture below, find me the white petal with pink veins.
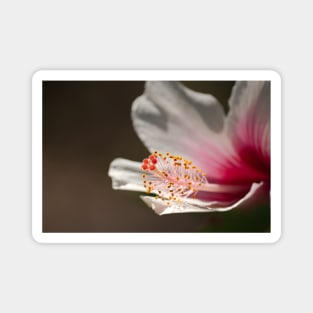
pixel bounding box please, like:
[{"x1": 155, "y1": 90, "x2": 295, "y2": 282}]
[{"x1": 227, "y1": 81, "x2": 270, "y2": 171}]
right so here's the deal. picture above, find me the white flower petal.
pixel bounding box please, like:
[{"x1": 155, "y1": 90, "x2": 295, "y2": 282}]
[
  {"x1": 140, "y1": 182, "x2": 263, "y2": 215},
  {"x1": 131, "y1": 81, "x2": 225, "y2": 159},
  {"x1": 108, "y1": 158, "x2": 145, "y2": 192},
  {"x1": 227, "y1": 81, "x2": 270, "y2": 167},
  {"x1": 140, "y1": 195, "x2": 211, "y2": 215}
]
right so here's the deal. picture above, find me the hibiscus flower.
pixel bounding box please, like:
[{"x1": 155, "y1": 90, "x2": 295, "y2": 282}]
[{"x1": 108, "y1": 81, "x2": 270, "y2": 215}]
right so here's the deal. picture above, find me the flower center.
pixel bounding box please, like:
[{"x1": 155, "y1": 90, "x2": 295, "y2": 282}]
[
  {"x1": 141, "y1": 151, "x2": 246, "y2": 205},
  {"x1": 141, "y1": 151, "x2": 208, "y2": 203}
]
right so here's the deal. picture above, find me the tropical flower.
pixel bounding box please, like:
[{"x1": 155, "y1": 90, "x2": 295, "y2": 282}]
[{"x1": 108, "y1": 81, "x2": 270, "y2": 215}]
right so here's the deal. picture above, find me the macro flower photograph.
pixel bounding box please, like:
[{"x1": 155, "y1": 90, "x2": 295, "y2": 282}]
[{"x1": 42, "y1": 77, "x2": 271, "y2": 233}]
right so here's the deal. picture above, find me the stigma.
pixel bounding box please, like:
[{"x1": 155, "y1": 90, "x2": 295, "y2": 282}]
[{"x1": 141, "y1": 151, "x2": 208, "y2": 203}]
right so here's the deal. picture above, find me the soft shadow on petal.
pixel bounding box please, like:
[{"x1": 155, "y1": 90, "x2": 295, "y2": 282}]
[
  {"x1": 131, "y1": 81, "x2": 255, "y2": 184},
  {"x1": 108, "y1": 158, "x2": 146, "y2": 192},
  {"x1": 227, "y1": 81, "x2": 270, "y2": 175},
  {"x1": 131, "y1": 81, "x2": 225, "y2": 160},
  {"x1": 140, "y1": 182, "x2": 263, "y2": 215}
]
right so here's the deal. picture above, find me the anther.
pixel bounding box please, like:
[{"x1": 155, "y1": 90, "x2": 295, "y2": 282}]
[{"x1": 141, "y1": 151, "x2": 209, "y2": 204}]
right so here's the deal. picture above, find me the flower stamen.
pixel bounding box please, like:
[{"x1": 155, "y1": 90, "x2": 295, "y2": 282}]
[
  {"x1": 141, "y1": 151, "x2": 208, "y2": 202},
  {"x1": 141, "y1": 151, "x2": 245, "y2": 203}
]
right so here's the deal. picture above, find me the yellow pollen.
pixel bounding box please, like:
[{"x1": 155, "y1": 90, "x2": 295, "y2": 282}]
[{"x1": 141, "y1": 151, "x2": 208, "y2": 205}]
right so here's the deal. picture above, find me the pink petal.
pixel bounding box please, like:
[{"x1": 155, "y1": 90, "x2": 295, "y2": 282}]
[
  {"x1": 189, "y1": 81, "x2": 270, "y2": 185},
  {"x1": 227, "y1": 81, "x2": 270, "y2": 178}
]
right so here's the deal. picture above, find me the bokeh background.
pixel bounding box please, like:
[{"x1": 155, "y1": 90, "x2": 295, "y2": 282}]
[{"x1": 43, "y1": 81, "x2": 270, "y2": 232}]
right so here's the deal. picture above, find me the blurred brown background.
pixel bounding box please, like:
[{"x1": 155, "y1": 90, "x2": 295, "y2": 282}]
[{"x1": 43, "y1": 80, "x2": 269, "y2": 233}]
